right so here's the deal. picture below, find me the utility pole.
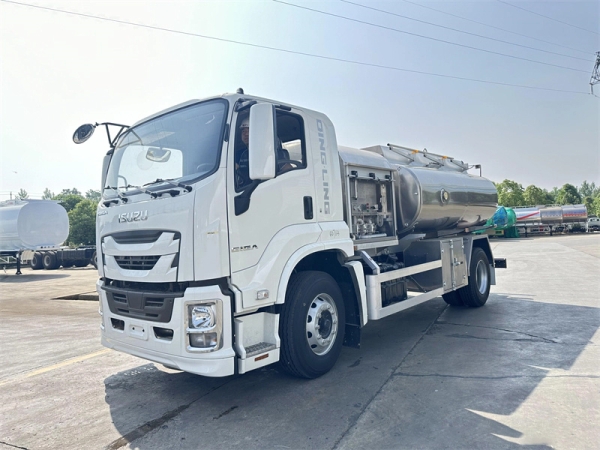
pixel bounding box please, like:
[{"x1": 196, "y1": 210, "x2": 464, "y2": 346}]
[{"x1": 590, "y1": 51, "x2": 600, "y2": 95}]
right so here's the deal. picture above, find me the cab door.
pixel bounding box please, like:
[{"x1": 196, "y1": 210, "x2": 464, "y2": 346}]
[{"x1": 226, "y1": 105, "x2": 319, "y2": 306}]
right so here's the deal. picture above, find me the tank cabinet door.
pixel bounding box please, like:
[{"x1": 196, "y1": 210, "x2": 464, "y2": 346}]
[{"x1": 441, "y1": 238, "x2": 467, "y2": 292}]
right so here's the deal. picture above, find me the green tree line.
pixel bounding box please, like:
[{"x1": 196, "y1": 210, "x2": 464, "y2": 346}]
[{"x1": 494, "y1": 180, "x2": 600, "y2": 216}]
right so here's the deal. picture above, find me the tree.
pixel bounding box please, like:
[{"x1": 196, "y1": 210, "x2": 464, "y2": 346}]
[
  {"x1": 60, "y1": 188, "x2": 82, "y2": 196},
  {"x1": 53, "y1": 193, "x2": 84, "y2": 212},
  {"x1": 85, "y1": 189, "x2": 101, "y2": 202},
  {"x1": 42, "y1": 188, "x2": 54, "y2": 200},
  {"x1": 547, "y1": 187, "x2": 559, "y2": 204},
  {"x1": 495, "y1": 179, "x2": 525, "y2": 207},
  {"x1": 523, "y1": 185, "x2": 547, "y2": 206},
  {"x1": 16, "y1": 189, "x2": 29, "y2": 200},
  {"x1": 67, "y1": 199, "x2": 96, "y2": 246},
  {"x1": 583, "y1": 196, "x2": 594, "y2": 215},
  {"x1": 592, "y1": 196, "x2": 600, "y2": 217},
  {"x1": 542, "y1": 189, "x2": 555, "y2": 205},
  {"x1": 556, "y1": 184, "x2": 582, "y2": 205},
  {"x1": 578, "y1": 181, "x2": 597, "y2": 198}
]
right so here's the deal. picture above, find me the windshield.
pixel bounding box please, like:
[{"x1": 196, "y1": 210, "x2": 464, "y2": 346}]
[{"x1": 105, "y1": 99, "x2": 228, "y2": 195}]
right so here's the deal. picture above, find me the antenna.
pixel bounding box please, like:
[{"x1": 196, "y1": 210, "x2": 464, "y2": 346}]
[{"x1": 590, "y1": 52, "x2": 600, "y2": 95}]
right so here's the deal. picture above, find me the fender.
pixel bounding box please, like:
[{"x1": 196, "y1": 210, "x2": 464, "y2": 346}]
[{"x1": 275, "y1": 238, "x2": 354, "y2": 305}]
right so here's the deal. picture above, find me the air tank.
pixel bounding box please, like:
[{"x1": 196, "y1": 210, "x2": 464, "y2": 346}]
[
  {"x1": 395, "y1": 166, "x2": 498, "y2": 233},
  {"x1": 0, "y1": 200, "x2": 69, "y2": 252}
]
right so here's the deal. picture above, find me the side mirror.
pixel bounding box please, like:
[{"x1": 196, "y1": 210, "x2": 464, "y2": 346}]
[
  {"x1": 146, "y1": 147, "x2": 171, "y2": 162},
  {"x1": 73, "y1": 124, "x2": 96, "y2": 144},
  {"x1": 248, "y1": 103, "x2": 276, "y2": 181}
]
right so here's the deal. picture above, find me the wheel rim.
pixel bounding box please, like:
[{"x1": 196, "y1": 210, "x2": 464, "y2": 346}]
[
  {"x1": 306, "y1": 293, "x2": 339, "y2": 356},
  {"x1": 475, "y1": 260, "x2": 488, "y2": 295}
]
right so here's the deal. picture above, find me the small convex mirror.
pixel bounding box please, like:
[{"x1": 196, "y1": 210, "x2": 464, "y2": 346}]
[
  {"x1": 72, "y1": 124, "x2": 96, "y2": 144},
  {"x1": 146, "y1": 147, "x2": 171, "y2": 162}
]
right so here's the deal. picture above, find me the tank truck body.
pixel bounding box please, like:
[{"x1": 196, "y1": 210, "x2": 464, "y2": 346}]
[{"x1": 74, "y1": 92, "x2": 505, "y2": 378}]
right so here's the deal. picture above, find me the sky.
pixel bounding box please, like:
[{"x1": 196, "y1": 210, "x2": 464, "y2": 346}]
[{"x1": 1, "y1": 0, "x2": 598, "y2": 199}]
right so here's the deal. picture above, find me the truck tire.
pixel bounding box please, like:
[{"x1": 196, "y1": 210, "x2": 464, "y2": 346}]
[
  {"x1": 442, "y1": 290, "x2": 464, "y2": 306},
  {"x1": 42, "y1": 252, "x2": 59, "y2": 270},
  {"x1": 279, "y1": 271, "x2": 345, "y2": 379},
  {"x1": 91, "y1": 251, "x2": 98, "y2": 269},
  {"x1": 30, "y1": 252, "x2": 44, "y2": 270},
  {"x1": 458, "y1": 247, "x2": 490, "y2": 308}
]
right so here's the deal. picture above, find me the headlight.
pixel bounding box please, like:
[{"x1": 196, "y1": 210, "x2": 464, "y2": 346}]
[
  {"x1": 189, "y1": 305, "x2": 215, "y2": 329},
  {"x1": 186, "y1": 300, "x2": 222, "y2": 351}
]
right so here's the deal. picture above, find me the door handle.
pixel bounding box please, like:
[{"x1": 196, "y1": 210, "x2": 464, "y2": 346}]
[{"x1": 303, "y1": 196, "x2": 313, "y2": 220}]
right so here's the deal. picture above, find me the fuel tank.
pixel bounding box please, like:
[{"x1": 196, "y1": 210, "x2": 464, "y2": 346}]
[
  {"x1": 395, "y1": 166, "x2": 498, "y2": 233},
  {"x1": 540, "y1": 206, "x2": 562, "y2": 224},
  {"x1": 338, "y1": 145, "x2": 497, "y2": 240},
  {"x1": 0, "y1": 200, "x2": 69, "y2": 251},
  {"x1": 514, "y1": 207, "x2": 540, "y2": 223},
  {"x1": 561, "y1": 204, "x2": 587, "y2": 223}
]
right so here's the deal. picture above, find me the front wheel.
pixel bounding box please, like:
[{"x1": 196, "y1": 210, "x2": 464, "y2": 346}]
[
  {"x1": 458, "y1": 247, "x2": 491, "y2": 307},
  {"x1": 279, "y1": 271, "x2": 345, "y2": 379}
]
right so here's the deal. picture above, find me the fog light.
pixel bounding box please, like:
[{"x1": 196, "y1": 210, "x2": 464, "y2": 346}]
[
  {"x1": 189, "y1": 332, "x2": 218, "y2": 349},
  {"x1": 188, "y1": 305, "x2": 215, "y2": 329}
]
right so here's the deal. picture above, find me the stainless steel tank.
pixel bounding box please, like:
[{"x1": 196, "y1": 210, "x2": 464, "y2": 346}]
[
  {"x1": 514, "y1": 207, "x2": 540, "y2": 223},
  {"x1": 394, "y1": 166, "x2": 498, "y2": 234},
  {"x1": 561, "y1": 204, "x2": 587, "y2": 223},
  {"x1": 540, "y1": 206, "x2": 562, "y2": 224}
]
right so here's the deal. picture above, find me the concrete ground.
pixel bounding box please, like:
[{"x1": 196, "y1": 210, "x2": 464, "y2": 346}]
[{"x1": 0, "y1": 234, "x2": 598, "y2": 450}]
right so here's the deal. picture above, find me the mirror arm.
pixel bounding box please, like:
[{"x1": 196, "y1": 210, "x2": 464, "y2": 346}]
[{"x1": 97, "y1": 122, "x2": 129, "y2": 149}]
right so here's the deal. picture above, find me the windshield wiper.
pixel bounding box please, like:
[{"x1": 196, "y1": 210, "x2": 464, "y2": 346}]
[
  {"x1": 103, "y1": 186, "x2": 131, "y2": 205},
  {"x1": 143, "y1": 178, "x2": 193, "y2": 193}
]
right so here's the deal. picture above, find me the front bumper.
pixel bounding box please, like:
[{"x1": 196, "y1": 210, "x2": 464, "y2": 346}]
[{"x1": 98, "y1": 280, "x2": 235, "y2": 377}]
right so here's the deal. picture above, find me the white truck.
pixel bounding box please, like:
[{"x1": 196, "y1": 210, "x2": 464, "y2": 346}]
[{"x1": 74, "y1": 91, "x2": 504, "y2": 378}]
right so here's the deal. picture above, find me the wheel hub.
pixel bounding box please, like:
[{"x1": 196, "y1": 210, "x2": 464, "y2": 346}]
[
  {"x1": 475, "y1": 260, "x2": 488, "y2": 295},
  {"x1": 306, "y1": 294, "x2": 338, "y2": 355}
]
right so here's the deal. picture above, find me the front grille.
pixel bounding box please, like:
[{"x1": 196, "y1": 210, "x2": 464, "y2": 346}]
[
  {"x1": 114, "y1": 255, "x2": 160, "y2": 270},
  {"x1": 103, "y1": 285, "x2": 182, "y2": 323}
]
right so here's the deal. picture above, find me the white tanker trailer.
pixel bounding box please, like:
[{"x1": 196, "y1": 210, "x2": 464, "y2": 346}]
[
  {"x1": 74, "y1": 92, "x2": 506, "y2": 379},
  {"x1": 0, "y1": 199, "x2": 96, "y2": 273}
]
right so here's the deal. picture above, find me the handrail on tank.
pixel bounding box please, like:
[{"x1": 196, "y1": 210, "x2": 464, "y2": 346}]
[{"x1": 387, "y1": 143, "x2": 469, "y2": 172}]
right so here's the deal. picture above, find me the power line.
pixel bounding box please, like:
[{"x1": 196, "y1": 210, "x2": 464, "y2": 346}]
[
  {"x1": 274, "y1": 1, "x2": 589, "y2": 74},
  {"x1": 397, "y1": 0, "x2": 593, "y2": 56},
  {"x1": 0, "y1": 0, "x2": 591, "y2": 95},
  {"x1": 340, "y1": 0, "x2": 589, "y2": 62},
  {"x1": 495, "y1": 0, "x2": 599, "y2": 36}
]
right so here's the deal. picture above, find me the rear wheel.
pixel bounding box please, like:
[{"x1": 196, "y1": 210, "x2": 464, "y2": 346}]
[
  {"x1": 42, "y1": 252, "x2": 59, "y2": 270},
  {"x1": 91, "y1": 251, "x2": 98, "y2": 269},
  {"x1": 458, "y1": 247, "x2": 491, "y2": 307},
  {"x1": 279, "y1": 271, "x2": 345, "y2": 379},
  {"x1": 30, "y1": 252, "x2": 44, "y2": 270}
]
